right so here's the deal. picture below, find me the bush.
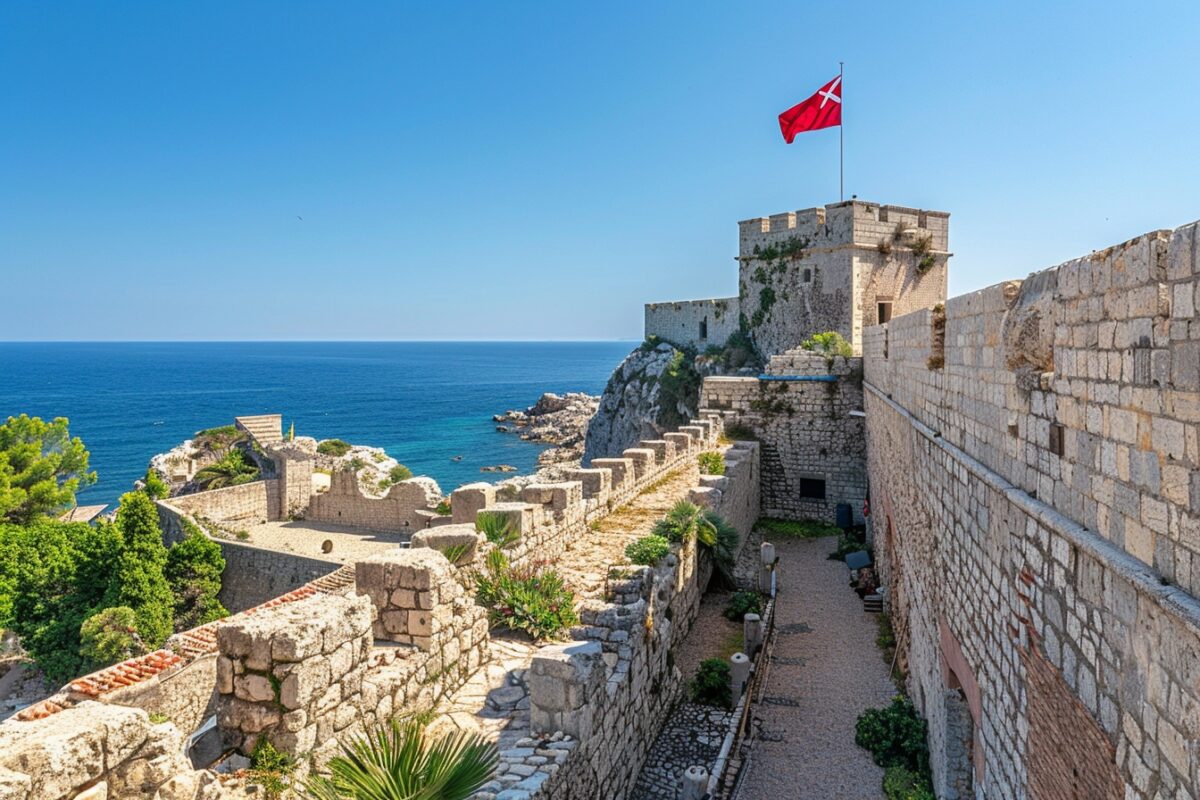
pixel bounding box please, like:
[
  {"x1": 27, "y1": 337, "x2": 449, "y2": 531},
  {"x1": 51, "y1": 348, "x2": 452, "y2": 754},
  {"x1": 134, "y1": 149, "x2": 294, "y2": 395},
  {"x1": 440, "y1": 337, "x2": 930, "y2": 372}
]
[
  {"x1": 855, "y1": 695, "x2": 930, "y2": 775},
  {"x1": 651, "y1": 502, "x2": 739, "y2": 584},
  {"x1": 691, "y1": 658, "x2": 731, "y2": 708},
  {"x1": 658, "y1": 349, "x2": 702, "y2": 429},
  {"x1": 883, "y1": 766, "x2": 935, "y2": 800},
  {"x1": 79, "y1": 606, "x2": 144, "y2": 670},
  {"x1": 165, "y1": 521, "x2": 228, "y2": 630},
  {"x1": 248, "y1": 738, "x2": 295, "y2": 800},
  {"x1": 476, "y1": 511, "x2": 519, "y2": 548},
  {"x1": 724, "y1": 590, "x2": 763, "y2": 621},
  {"x1": 475, "y1": 550, "x2": 578, "y2": 640},
  {"x1": 389, "y1": 464, "x2": 413, "y2": 483},
  {"x1": 800, "y1": 331, "x2": 854, "y2": 365},
  {"x1": 697, "y1": 451, "x2": 725, "y2": 476},
  {"x1": 435, "y1": 499, "x2": 452, "y2": 516},
  {"x1": 828, "y1": 527, "x2": 868, "y2": 561},
  {"x1": 317, "y1": 439, "x2": 352, "y2": 457},
  {"x1": 193, "y1": 449, "x2": 259, "y2": 490},
  {"x1": 142, "y1": 468, "x2": 169, "y2": 500},
  {"x1": 625, "y1": 535, "x2": 670, "y2": 566}
]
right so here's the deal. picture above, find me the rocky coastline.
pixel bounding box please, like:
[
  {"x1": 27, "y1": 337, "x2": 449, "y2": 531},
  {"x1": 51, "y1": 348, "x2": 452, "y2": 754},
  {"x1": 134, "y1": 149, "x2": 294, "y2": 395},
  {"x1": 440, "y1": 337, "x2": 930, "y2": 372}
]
[{"x1": 493, "y1": 391, "x2": 600, "y2": 467}]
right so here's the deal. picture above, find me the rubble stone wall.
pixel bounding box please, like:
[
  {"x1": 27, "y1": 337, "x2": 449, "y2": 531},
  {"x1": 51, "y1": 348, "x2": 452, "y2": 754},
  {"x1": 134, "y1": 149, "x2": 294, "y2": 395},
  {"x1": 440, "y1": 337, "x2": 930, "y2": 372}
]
[
  {"x1": 167, "y1": 479, "x2": 277, "y2": 527},
  {"x1": 644, "y1": 296, "x2": 740, "y2": 350},
  {"x1": 523, "y1": 440, "x2": 760, "y2": 800},
  {"x1": 306, "y1": 472, "x2": 441, "y2": 532},
  {"x1": 700, "y1": 355, "x2": 866, "y2": 524},
  {"x1": 864, "y1": 220, "x2": 1200, "y2": 799}
]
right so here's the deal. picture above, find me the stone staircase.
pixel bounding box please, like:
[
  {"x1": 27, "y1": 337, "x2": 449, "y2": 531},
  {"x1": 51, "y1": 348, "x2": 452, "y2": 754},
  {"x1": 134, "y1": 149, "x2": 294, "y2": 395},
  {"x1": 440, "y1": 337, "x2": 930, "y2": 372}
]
[{"x1": 234, "y1": 413, "x2": 283, "y2": 446}]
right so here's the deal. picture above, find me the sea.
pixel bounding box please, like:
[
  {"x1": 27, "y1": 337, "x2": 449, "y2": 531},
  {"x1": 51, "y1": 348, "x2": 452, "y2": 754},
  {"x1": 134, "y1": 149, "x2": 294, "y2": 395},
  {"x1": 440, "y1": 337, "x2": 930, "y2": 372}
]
[{"x1": 0, "y1": 341, "x2": 634, "y2": 509}]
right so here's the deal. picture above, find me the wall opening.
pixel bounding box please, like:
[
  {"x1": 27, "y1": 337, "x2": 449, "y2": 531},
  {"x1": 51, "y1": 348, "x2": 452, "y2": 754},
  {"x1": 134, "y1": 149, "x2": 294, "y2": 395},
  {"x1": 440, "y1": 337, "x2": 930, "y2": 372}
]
[
  {"x1": 799, "y1": 477, "x2": 826, "y2": 500},
  {"x1": 1048, "y1": 423, "x2": 1065, "y2": 457},
  {"x1": 877, "y1": 301, "x2": 893, "y2": 324},
  {"x1": 699, "y1": 317, "x2": 708, "y2": 340},
  {"x1": 803, "y1": 267, "x2": 813, "y2": 283}
]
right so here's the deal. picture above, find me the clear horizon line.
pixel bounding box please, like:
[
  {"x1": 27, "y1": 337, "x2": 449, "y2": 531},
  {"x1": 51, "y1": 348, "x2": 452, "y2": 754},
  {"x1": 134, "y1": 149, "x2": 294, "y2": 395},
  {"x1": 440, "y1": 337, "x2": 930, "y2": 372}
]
[{"x1": 0, "y1": 337, "x2": 644, "y2": 344}]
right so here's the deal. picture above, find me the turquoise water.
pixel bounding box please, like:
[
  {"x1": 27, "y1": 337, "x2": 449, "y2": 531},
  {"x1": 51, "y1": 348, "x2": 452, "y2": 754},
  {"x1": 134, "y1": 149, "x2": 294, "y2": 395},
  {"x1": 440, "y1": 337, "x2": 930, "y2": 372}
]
[{"x1": 0, "y1": 341, "x2": 633, "y2": 508}]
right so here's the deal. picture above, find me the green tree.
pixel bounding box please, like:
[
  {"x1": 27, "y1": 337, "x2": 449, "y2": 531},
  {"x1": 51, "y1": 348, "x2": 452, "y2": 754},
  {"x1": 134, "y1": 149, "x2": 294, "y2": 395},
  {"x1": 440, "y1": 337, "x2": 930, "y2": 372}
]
[
  {"x1": 105, "y1": 492, "x2": 174, "y2": 648},
  {"x1": 165, "y1": 522, "x2": 228, "y2": 630},
  {"x1": 193, "y1": 449, "x2": 259, "y2": 490},
  {"x1": 0, "y1": 415, "x2": 96, "y2": 524},
  {"x1": 79, "y1": 606, "x2": 145, "y2": 670},
  {"x1": 142, "y1": 468, "x2": 169, "y2": 500},
  {"x1": 0, "y1": 520, "x2": 122, "y2": 681},
  {"x1": 306, "y1": 719, "x2": 498, "y2": 800}
]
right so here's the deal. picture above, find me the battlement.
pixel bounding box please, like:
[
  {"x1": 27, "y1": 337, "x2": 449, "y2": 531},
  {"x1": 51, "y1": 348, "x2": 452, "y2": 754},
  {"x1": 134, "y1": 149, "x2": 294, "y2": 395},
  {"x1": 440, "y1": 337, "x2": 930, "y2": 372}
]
[{"x1": 738, "y1": 199, "x2": 950, "y2": 255}]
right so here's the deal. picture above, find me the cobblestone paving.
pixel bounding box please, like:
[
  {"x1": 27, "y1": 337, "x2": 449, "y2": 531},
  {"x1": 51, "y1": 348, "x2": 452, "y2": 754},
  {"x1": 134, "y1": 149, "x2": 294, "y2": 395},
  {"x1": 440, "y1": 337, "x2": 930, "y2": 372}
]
[
  {"x1": 737, "y1": 535, "x2": 895, "y2": 800},
  {"x1": 631, "y1": 701, "x2": 732, "y2": 799}
]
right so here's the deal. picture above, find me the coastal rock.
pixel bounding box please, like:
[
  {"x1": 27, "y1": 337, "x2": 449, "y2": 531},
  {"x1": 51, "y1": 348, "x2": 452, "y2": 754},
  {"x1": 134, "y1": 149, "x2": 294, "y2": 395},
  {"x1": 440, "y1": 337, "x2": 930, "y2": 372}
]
[{"x1": 493, "y1": 392, "x2": 600, "y2": 468}]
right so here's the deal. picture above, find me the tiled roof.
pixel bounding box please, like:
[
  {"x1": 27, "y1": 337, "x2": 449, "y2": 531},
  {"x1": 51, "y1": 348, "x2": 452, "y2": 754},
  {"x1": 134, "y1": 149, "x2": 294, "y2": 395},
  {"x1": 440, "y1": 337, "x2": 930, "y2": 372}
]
[{"x1": 14, "y1": 564, "x2": 358, "y2": 722}]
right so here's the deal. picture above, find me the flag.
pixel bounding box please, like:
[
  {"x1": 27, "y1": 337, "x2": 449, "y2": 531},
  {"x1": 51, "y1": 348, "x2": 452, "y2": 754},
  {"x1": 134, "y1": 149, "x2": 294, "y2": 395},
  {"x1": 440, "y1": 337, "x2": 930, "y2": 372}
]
[{"x1": 778, "y1": 74, "x2": 842, "y2": 143}]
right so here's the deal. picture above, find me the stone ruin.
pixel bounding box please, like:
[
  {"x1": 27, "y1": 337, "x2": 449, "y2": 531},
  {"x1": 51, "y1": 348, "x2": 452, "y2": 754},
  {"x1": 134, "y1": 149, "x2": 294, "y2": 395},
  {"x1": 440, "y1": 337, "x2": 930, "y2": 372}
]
[{"x1": 0, "y1": 413, "x2": 767, "y2": 799}]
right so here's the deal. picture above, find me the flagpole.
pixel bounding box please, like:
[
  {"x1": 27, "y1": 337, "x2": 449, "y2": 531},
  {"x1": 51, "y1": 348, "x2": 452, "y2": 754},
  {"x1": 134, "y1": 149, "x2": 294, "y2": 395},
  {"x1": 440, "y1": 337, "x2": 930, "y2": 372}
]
[{"x1": 839, "y1": 61, "x2": 844, "y2": 202}]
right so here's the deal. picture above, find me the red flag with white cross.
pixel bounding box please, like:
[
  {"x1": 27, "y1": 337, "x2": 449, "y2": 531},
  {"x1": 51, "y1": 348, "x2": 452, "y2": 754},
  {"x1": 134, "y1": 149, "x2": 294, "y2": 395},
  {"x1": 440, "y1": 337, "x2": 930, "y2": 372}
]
[{"x1": 778, "y1": 74, "x2": 842, "y2": 143}]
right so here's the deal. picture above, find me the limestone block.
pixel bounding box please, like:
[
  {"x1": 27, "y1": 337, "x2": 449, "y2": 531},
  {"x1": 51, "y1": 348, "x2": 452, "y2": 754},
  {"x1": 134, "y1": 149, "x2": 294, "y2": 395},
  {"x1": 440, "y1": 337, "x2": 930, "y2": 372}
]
[
  {"x1": 688, "y1": 487, "x2": 722, "y2": 509},
  {"x1": 409, "y1": 525, "x2": 482, "y2": 565},
  {"x1": 521, "y1": 483, "x2": 582, "y2": 512},
  {"x1": 356, "y1": 548, "x2": 453, "y2": 606},
  {"x1": 450, "y1": 483, "x2": 495, "y2": 525},
  {"x1": 563, "y1": 468, "x2": 611, "y2": 499},
  {"x1": 385, "y1": 477, "x2": 442, "y2": 510},
  {"x1": 639, "y1": 440, "x2": 675, "y2": 463},
  {"x1": 621, "y1": 449, "x2": 656, "y2": 479},
  {"x1": 279, "y1": 657, "x2": 331, "y2": 710},
  {"x1": 0, "y1": 769, "x2": 31, "y2": 800},
  {"x1": 234, "y1": 674, "x2": 275, "y2": 704},
  {"x1": 590, "y1": 458, "x2": 633, "y2": 489}
]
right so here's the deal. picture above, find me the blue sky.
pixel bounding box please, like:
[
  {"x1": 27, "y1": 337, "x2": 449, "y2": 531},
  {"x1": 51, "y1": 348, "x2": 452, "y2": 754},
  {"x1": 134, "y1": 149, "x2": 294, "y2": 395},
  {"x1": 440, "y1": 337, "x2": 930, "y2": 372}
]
[{"x1": 2, "y1": 1, "x2": 1198, "y2": 341}]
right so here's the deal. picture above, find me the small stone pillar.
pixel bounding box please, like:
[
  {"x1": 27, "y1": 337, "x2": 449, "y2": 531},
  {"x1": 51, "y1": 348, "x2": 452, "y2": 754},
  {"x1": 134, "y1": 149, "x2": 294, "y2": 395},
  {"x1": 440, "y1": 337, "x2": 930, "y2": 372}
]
[
  {"x1": 355, "y1": 548, "x2": 455, "y2": 650},
  {"x1": 759, "y1": 542, "x2": 776, "y2": 594},
  {"x1": 528, "y1": 641, "x2": 605, "y2": 740},
  {"x1": 680, "y1": 765, "x2": 709, "y2": 800},
  {"x1": 743, "y1": 612, "x2": 763, "y2": 656},
  {"x1": 450, "y1": 483, "x2": 495, "y2": 525},
  {"x1": 730, "y1": 652, "x2": 750, "y2": 698},
  {"x1": 215, "y1": 593, "x2": 372, "y2": 758}
]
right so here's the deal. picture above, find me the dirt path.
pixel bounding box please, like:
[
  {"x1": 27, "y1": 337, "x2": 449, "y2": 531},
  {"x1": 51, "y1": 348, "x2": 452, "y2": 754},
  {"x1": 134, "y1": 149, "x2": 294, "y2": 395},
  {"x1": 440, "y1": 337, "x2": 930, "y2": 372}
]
[{"x1": 737, "y1": 535, "x2": 895, "y2": 800}]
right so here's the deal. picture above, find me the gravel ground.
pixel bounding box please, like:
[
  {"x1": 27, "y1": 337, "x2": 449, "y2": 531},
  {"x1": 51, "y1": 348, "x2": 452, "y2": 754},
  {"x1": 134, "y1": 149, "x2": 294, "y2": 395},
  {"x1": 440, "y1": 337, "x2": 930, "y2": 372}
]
[{"x1": 736, "y1": 535, "x2": 896, "y2": 800}]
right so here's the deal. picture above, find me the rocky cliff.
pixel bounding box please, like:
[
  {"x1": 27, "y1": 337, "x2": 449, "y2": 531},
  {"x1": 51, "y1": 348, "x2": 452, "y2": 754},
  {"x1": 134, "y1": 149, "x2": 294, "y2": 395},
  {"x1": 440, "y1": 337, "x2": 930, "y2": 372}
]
[{"x1": 494, "y1": 391, "x2": 600, "y2": 466}]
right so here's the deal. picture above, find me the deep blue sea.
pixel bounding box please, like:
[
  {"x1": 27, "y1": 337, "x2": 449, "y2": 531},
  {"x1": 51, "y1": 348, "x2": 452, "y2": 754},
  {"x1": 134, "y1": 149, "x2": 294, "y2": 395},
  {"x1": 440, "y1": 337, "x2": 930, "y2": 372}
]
[{"x1": 0, "y1": 342, "x2": 633, "y2": 509}]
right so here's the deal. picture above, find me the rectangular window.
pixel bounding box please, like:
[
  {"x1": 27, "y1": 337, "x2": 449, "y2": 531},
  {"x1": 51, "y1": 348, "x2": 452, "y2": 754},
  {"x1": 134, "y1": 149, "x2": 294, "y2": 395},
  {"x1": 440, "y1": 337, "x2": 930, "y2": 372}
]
[
  {"x1": 1048, "y1": 423, "x2": 1065, "y2": 457},
  {"x1": 699, "y1": 317, "x2": 708, "y2": 340},
  {"x1": 799, "y1": 477, "x2": 826, "y2": 500},
  {"x1": 877, "y1": 302, "x2": 893, "y2": 324}
]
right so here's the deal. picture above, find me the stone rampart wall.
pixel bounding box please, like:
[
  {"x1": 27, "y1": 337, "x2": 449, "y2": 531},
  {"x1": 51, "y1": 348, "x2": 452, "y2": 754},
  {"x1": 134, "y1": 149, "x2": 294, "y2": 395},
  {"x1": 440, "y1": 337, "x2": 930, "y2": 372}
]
[
  {"x1": 701, "y1": 355, "x2": 866, "y2": 524},
  {"x1": 522, "y1": 439, "x2": 760, "y2": 799},
  {"x1": 306, "y1": 472, "x2": 441, "y2": 532},
  {"x1": 644, "y1": 296, "x2": 740, "y2": 350},
  {"x1": 167, "y1": 479, "x2": 277, "y2": 528},
  {"x1": 864, "y1": 219, "x2": 1200, "y2": 799}
]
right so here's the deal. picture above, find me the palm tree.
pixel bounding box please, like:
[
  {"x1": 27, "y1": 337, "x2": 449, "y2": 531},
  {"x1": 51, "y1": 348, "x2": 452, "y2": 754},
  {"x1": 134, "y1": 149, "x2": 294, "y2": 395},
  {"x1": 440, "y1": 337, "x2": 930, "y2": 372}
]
[
  {"x1": 193, "y1": 449, "x2": 259, "y2": 490},
  {"x1": 306, "y1": 720, "x2": 498, "y2": 800}
]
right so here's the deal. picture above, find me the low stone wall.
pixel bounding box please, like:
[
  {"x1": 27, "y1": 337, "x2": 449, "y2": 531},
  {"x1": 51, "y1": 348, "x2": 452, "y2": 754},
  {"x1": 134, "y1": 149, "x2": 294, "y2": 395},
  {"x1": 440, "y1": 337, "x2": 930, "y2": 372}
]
[
  {"x1": 701, "y1": 353, "x2": 866, "y2": 524},
  {"x1": 864, "y1": 219, "x2": 1200, "y2": 799},
  {"x1": 167, "y1": 479, "x2": 277, "y2": 531},
  {"x1": 518, "y1": 440, "x2": 760, "y2": 800},
  {"x1": 306, "y1": 472, "x2": 441, "y2": 532}
]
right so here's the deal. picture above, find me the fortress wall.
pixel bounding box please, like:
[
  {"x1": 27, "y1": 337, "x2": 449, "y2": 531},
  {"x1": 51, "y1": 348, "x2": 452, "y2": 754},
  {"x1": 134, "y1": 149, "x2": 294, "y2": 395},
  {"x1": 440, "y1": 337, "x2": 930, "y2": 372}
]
[
  {"x1": 523, "y1": 439, "x2": 760, "y2": 800},
  {"x1": 863, "y1": 220, "x2": 1200, "y2": 798},
  {"x1": 700, "y1": 355, "x2": 866, "y2": 524},
  {"x1": 306, "y1": 472, "x2": 440, "y2": 532},
  {"x1": 167, "y1": 479, "x2": 277, "y2": 528},
  {"x1": 644, "y1": 296, "x2": 740, "y2": 349}
]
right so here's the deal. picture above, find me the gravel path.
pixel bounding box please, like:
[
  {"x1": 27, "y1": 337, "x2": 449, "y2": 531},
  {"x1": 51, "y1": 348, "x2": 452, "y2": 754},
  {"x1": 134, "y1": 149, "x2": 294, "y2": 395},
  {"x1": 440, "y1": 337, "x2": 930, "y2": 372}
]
[{"x1": 737, "y1": 535, "x2": 895, "y2": 800}]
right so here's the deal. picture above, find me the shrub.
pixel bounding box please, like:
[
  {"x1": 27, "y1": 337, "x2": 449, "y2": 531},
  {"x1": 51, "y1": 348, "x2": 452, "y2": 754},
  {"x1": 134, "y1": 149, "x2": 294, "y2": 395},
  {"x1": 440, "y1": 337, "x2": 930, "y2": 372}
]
[
  {"x1": 625, "y1": 535, "x2": 670, "y2": 566},
  {"x1": 691, "y1": 658, "x2": 731, "y2": 708},
  {"x1": 475, "y1": 550, "x2": 578, "y2": 640},
  {"x1": 476, "y1": 511, "x2": 519, "y2": 548},
  {"x1": 389, "y1": 464, "x2": 413, "y2": 483},
  {"x1": 142, "y1": 468, "x2": 169, "y2": 500},
  {"x1": 828, "y1": 527, "x2": 868, "y2": 561},
  {"x1": 697, "y1": 451, "x2": 725, "y2": 476},
  {"x1": 883, "y1": 767, "x2": 935, "y2": 800},
  {"x1": 317, "y1": 439, "x2": 352, "y2": 457},
  {"x1": 435, "y1": 499, "x2": 452, "y2": 516},
  {"x1": 165, "y1": 521, "x2": 228, "y2": 630},
  {"x1": 652, "y1": 502, "x2": 738, "y2": 584},
  {"x1": 724, "y1": 590, "x2": 763, "y2": 621},
  {"x1": 658, "y1": 349, "x2": 702, "y2": 428},
  {"x1": 347, "y1": 456, "x2": 366, "y2": 472},
  {"x1": 306, "y1": 719, "x2": 498, "y2": 800},
  {"x1": 653, "y1": 500, "x2": 705, "y2": 543},
  {"x1": 800, "y1": 331, "x2": 854, "y2": 365},
  {"x1": 756, "y1": 518, "x2": 841, "y2": 538},
  {"x1": 248, "y1": 738, "x2": 294, "y2": 800},
  {"x1": 855, "y1": 696, "x2": 930, "y2": 775},
  {"x1": 193, "y1": 449, "x2": 259, "y2": 490},
  {"x1": 79, "y1": 606, "x2": 144, "y2": 670}
]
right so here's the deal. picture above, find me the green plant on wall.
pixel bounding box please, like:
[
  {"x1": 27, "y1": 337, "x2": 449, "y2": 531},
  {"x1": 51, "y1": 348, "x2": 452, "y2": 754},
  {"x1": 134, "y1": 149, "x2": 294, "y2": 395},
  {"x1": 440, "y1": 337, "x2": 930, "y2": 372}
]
[
  {"x1": 691, "y1": 657, "x2": 732, "y2": 708},
  {"x1": 801, "y1": 331, "x2": 853, "y2": 367},
  {"x1": 624, "y1": 534, "x2": 670, "y2": 566},
  {"x1": 697, "y1": 451, "x2": 725, "y2": 475}
]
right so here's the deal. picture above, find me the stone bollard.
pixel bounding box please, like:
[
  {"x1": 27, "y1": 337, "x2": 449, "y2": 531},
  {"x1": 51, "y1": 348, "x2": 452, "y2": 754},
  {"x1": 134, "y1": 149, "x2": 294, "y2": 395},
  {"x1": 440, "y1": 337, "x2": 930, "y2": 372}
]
[
  {"x1": 759, "y1": 542, "x2": 776, "y2": 594},
  {"x1": 743, "y1": 612, "x2": 762, "y2": 656},
  {"x1": 679, "y1": 765, "x2": 709, "y2": 800},
  {"x1": 730, "y1": 652, "x2": 750, "y2": 698}
]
